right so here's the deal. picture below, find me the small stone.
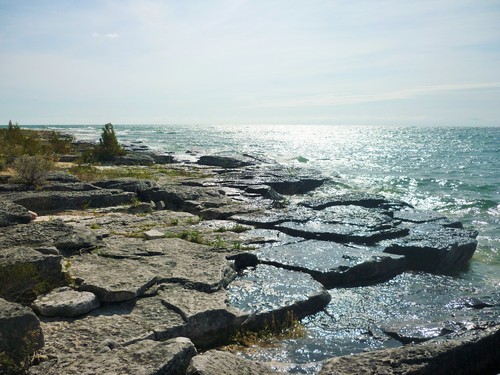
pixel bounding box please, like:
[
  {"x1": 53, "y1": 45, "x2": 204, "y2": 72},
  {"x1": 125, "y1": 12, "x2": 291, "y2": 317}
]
[
  {"x1": 29, "y1": 210, "x2": 38, "y2": 220},
  {"x1": 144, "y1": 229, "x2": 165, "y2": 240},
  {"x1": 32, "y1": 287, "x2": 100, "y2": 317},
  {"x1": 155, "y1": 200, "x2": 166, "y2": 210}
]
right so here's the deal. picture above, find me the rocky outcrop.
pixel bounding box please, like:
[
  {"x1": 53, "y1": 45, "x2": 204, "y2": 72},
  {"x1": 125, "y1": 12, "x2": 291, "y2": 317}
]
[
  {"x1": 0, "y1": 200, "x2": 32, "y2": 226},
  {"x1": 187, "y1": 350, "x2": 278, "y2": 375},
  {"x1": 318, "y1": 325, "x2": 500, "y2": 375},
  {"x1": 29, "y1": 337, "x2": 197, "y2": 375},
  {"x1": 0, "y1": 298, "x2": 44, "y2": 371},
  {"x1": 113, "y1": 152, "x2": 155, "y2": 166},
  {"x1": 31, "y1": 287, "x2": 100, "y2": 317}
]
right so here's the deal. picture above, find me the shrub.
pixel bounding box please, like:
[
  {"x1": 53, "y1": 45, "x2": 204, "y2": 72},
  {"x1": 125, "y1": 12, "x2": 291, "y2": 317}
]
[
  {"x1": 12, "y1": 155, "x2": 54, "y2": 186},
  {"x1": 93, "y1": 123, "x2": 126, "y2": 161}
]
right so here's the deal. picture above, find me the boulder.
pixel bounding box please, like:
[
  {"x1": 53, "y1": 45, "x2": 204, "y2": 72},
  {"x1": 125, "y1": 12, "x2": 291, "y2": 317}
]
[
  {"x1": 32, "y1": 287, "x2": 100, "y2": 317},
  {"x1": 0, "y1": 247, "x2": 65, "y2": 303},
  {"x1": 69, "y1": 254, "x2": 157, "y2": 302},
  {"x1": 0, "y1": 220, "x2": 99, "y2": 254},
  {"x1": 256, "y1": 240, "x2": 406, "y2": 288},
  {"x1": 318, "y1": 325, "x2": 500, "y2": 375},
  {"x1": 0, "y1": 298, "x2": 44, "y2": 371},
  {"x1": 0, "y1": 200, "x2": 32, "y2": 227},
  {"x1": 187, "y1": 350, "x2": 278, "y2": 375},
  {"x1": 227, "y1": 264, "x2": 331, "y2": 331},
  {"x1": 29, "y1": 337, "x2": 197, "y2": 375},
  {"x1": 149, "y1": 153, "x2": 175, "y2": 164}
]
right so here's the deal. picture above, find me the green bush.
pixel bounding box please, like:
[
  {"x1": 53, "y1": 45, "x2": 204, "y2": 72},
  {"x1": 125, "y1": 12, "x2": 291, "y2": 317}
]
[
  {"x1": 12, "y1": 155, "x2": 54, "y2": 186},
  {"x1": 93, "y1": 123, "x2": 126, "y2": 161}
]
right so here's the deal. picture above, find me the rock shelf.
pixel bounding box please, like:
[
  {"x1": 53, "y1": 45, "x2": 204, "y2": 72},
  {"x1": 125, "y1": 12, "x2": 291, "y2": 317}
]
[{"x1": 0, "y1": 154, "x2": 497, "y2": 374}]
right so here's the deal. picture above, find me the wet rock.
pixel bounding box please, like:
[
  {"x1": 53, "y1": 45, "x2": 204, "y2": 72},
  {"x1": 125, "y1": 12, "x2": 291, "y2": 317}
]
[
  {"x1": 381, "y1": 320, "x2": 457, "y2": 343},
  {"x1": 70, "y1": 254, "x2": 157, "y2": 302},
  {"x1": 256, "y1": 240, "x2": 406, "y2": 288},
  {"x1": 318, "y1": 325, "x2": 500, "y2": 375},
  {"x1": 0, "y1": 247, "x2": 65, "y2": 303},
  {"x1": 187, "y1": 350, "x2": 278, "y2": 375},
  {"x1": 0, "y1": 200, "x2": 32, "y2": 226},
  {"x1": 300, "y1": 192, "x2": 391, "y2": 210},
  {"x1": 382, "y1": 223, "x2": 478, "y2": 272},
  {"x1": 0, "y1": 298, "x2": 44, "y2": 371},
  {"x1": 32, "y1": 287, "x2": 100, "y2": 317},
  {"x1": 29, "y1": 337, "x2": 197, "y2": 375},
  {"x1": 227, "y1": 264, "x2": 331, "y2": 330},
  {"x1": 197, "y1": 155, "x2": 254, "y2": 168},
  {"x1": 3, "y1": 189, "x2": 135, "y2": 212},
  {"x1": 148, "y1": 153, "x2": 175, "y2": 164},
  {"x1": 392, "y1": 209, "x2": 446, "y2": 223},
  {"x1": 158, "y1": 284, "x2": 241, "y2": 347},
  {"x1": 0, "y1": 220, "x2": 99, "y2": 254}
]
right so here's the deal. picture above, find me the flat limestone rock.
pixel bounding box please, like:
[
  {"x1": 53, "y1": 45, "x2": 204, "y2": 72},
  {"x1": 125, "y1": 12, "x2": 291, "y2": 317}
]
[
  {"x1": 0, "y1": 220, "x2": 99, "y2": 254},
  {"x1": 144, "y1": 229, "x2": 165, "y2": 240},
  {"x1": 158, "y1": 284, "x2": 242, "y2": 346},
  {"x1": 29, "y1": 337, "x2": 196, "y2": 375},
  {"x1": 70, "y1": 254, "x2": 157, "y2": 302},
  {"x1": 227, "y1": 264, "x2": 331, "y2": 330},
  {"x1": 300, "y1": 192, "x2": 389, "y2": 210},
  {"x1": 32, "y1": 287, "x2": 100, "y2": 317},
  {"x1": 382, "y1": 223, "x2": 478, "y2": 272},
  {"x1": 392, "y1": 209, "x2": 446, "y2": 223},
  {"x1": 256, "y1": 240, "x2": 406, "y2": 287},
  {"x1": 38, "y1": 296, "x2": 186, "y2": 357},
  {"x1": 318, "y1": 325, "x2": 500, "y2": 375},
  {"x1": 98, "y1": 238, "x2": 236, "y2": 292},
  {"x1": 187, "y1": 350, "x2": 278, "y2": 375}
]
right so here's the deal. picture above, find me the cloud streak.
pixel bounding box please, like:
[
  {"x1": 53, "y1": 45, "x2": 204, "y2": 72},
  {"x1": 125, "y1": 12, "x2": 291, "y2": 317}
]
[{"x1": 256, "y1": 82, "x2": 500, "y2": 108}]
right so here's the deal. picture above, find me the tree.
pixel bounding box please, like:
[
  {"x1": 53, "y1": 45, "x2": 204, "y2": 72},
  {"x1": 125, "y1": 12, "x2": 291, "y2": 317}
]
[{"x1": 94, "y1": 123, "x2": 126, "y2": 161}]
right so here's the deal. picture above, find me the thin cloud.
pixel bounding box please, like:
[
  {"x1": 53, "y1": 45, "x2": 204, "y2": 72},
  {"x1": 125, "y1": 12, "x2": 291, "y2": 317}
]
[
  {"x1": 257, "y1": 82, "x2": 500, "y2": 108},
  {"x1": 91, "y1": 32, "x2": 119, "y2": 38}
]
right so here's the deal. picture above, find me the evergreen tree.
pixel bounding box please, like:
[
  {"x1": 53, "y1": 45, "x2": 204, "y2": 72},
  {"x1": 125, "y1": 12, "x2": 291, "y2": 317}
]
[{"x1": 94, "y1": 123, "x2": 126, "y2": 161}]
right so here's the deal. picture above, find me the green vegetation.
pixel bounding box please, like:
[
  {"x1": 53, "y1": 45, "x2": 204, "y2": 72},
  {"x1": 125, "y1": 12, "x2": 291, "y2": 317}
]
[
  {"x1": 83, "y1": 123, "x2": 126, "y2": 162},
  {"x1": 0, "y1": 121, "x2": 74, "y2": 171},
  {"x1": 12, "y1": 155, "x2": 54, "y2": 186},
  {"x1": 0, "y1": 328, "x2": 42, "y2": 375},
  {"x1": 224, "y1": 311, "x2": 305, "y2": 351}
]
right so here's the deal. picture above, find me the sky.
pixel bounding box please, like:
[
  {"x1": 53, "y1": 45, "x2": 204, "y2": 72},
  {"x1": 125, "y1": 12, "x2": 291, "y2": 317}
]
[{"x1": 1, "y1": 0, "x2": 500, "y2": 126}]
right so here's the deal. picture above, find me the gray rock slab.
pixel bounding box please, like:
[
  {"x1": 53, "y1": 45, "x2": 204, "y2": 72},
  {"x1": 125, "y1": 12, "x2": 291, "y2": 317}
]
[
  {"x1": 32, "y1": 287, "x2": 100, "y2": 317},
  {"x1": 0, "y1": 247, "x2": 64, "y2": 303},
  {"x1": 187, "y1": 350, "x2": 278, "y2": 375},
  {"x1": 300, "y1": 192, "x2": 390, "y2": 209},
  {"x1": 0, "y1": 200, "x2": 32, "y2": 226},
  {"x1": 70, "y1": 254, "x2": 157, "y2": 302},
  {"x1": 197, "y1": 155, "x2": 254, "y2": 168},
  {"x1": 0, "y1": 220, "x2": 99, "y2": 254},
  {"x1": 256, "y1": 240, "x2": 406, "y2": 287},
  {"x1": 38, "y1": 296, "x2": 186, "y2": 357},
  {"x1": 0, "y1": 298, "x2": 44, "y2": 366},
  {"x1": 227, "y1": 264, "x2": 331, "y2": 330},
  {"x1": 100, "y1": 238, "x2": 236, "y2": 292},
  {"x1": 29, "y1": 337, "x2": 196, "y2": 375},
  {"x1": 392, "y1": 209, "x2": 446, "y2": 223},
  {"x1": 318, "y1": 325, "x2": 500, "y2": 375},
  {"x1": 3, "y1": 189, "x2": 135, "y2": 212},
  {"x1": 144, "y1": 229, "x2": 165, "y2": 240},
  {"x1": 382, "y1": 223, "x2": 478, "y2": 272}
]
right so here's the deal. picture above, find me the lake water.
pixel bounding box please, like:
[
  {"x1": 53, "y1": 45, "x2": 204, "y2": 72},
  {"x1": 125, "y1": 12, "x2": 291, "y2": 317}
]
[{"x1": 34, "y1": 124, "x2": 499, "y2": 372}]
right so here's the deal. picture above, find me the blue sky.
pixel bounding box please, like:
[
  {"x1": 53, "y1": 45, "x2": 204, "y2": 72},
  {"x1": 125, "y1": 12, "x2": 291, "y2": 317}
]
[{"x1": 1, "y1": 0, "x2": 499, "y2": 125}]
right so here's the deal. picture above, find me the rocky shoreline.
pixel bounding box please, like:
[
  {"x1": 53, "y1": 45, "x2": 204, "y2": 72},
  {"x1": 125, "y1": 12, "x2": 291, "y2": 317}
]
[{"x1": 1, "y1": 152, "x2": 499, "y2": 374}]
